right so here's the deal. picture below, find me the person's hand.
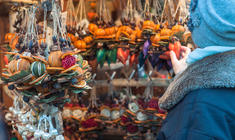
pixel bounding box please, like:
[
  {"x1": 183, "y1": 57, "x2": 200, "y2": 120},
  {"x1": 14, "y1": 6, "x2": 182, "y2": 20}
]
[{"x1": 170, "y1": 46, "x2": 191, "y2": 74}]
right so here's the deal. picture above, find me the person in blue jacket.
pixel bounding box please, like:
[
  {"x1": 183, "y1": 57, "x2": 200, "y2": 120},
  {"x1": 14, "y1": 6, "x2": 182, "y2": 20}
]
[{"x1": 157, "y1": 0, "x2": 235, "y2": 139}]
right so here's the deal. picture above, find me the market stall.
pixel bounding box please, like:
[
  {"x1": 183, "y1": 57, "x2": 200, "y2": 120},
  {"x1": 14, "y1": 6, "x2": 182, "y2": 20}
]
[{"x1": 0, "y1": 0, "x2": 192, "y2": 139}]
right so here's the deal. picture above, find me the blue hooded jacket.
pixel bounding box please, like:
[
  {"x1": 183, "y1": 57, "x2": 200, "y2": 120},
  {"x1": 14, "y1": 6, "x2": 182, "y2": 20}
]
[
  {"x1": 158, "y1": 88, "x2": 235, "y2": 140},
  {"x1": 157, "y1": 0, "x2": 235, "y2": 139}
]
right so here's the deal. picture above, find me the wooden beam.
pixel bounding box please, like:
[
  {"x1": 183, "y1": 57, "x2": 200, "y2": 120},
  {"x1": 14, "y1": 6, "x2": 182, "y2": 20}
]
[{"x1": 94, "y1": 78, "x2": 171, "y2": 87}]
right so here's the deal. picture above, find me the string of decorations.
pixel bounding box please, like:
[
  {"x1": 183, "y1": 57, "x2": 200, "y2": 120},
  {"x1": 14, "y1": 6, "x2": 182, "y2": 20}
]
[{"x1": 2, "y1": 1, "x2": 92, "y2": 139}]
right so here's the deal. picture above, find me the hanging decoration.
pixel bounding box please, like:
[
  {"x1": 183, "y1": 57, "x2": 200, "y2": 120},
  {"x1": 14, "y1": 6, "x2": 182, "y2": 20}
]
[
  {"x1": 66, "y1": 0, "x2": 76, "y2": 29},
  {"x1": 2, "y1": 1, "x2": 91, "y2": 139}
]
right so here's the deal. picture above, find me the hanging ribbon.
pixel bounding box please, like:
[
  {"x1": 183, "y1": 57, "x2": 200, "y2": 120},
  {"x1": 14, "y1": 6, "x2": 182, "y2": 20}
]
[
  {"x1": 152, "y1": 0, "x2": 163, "y2": 23},
  {"x1": 66, "y1": 0, "x2": 76, "y2": 28},
  {"x1": 75, "y1": 0, "x2": 89, "y2": 31},
  {"x1": 23, "y1": 6, "x2": 38, "y2": 48},
  {"x1": 172, "y1": 0, "x2": 189, "y2": 22},
  {"x1": 51, "y1": 0, "x2": 67, "y2": 40},
  {"x1": 97, "y1": 0, "x2": 111, "y2": 23},
  {"x1": 43, "y1": 5, "x2": 47, "y2": 39},
  {"x1": 76, "y1": 0, "x2": 87, "y2": 23},
  {"x1": 142, "y1": 0, "x2": 153, "y2": 20},
  {"x1": 161, "y1": 0, "x2": 189, "y2": 23}
]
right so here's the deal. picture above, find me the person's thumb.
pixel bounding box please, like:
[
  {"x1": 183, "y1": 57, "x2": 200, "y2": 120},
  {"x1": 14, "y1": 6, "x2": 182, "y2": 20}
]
[{"x1": 170, "y1": 51, "x2": 178, "y2": 65}]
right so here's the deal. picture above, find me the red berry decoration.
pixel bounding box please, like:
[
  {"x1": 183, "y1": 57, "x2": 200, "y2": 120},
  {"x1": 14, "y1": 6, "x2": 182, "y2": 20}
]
[
  {"x1": 62, "y1": 55, "x2": 76, "y2": 69},
  {"x1": 121, "y1": 116, "x2": 129, "y2": 124},
  {"x1": 127, "y1": 124, "x2": 138, "y2": 133},
  {"x1": 81, "y1": 119, "x2": 98, "y2": 128},
  {"x1": 138, "y1": 99, "x2": 146, "y2": 108},
  {"x1": 112, "y1": 104, "x2": 119, "y2": 108},
  {"x1": 148, "y1": 98, "x2": 159, "y2": 109}
]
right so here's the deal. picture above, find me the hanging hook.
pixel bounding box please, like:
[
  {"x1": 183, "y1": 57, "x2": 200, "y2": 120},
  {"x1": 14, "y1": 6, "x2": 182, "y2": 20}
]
[
  {"x1": 89, "y1": 73, "x2": 97, "y2": 87},
  {"x1": 128, "y1": 69, "x2": 136, "y2": 81},
  {"x1": 126, "y1": 70, "x2": 135, "y2": 100},
  {"x1": 110, "y1": 72, "x2": 116, "y2": 81},
  {"x1": 105, "y1": 71, "x2": 116, "y2": 83},
  {"x1": 92, "y1": 73, "x2": 96, "y2": 81},
  {"x1": 148, "y1": 70, "x2": 153, "y2": 81},
  {"x1": 144, "y1": 70, "x2": 154, "y2": 102}
]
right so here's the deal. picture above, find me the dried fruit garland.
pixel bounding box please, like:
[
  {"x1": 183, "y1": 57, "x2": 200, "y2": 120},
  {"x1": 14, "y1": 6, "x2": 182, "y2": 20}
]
[
  {"x1": 67, "y1": 21, "x2": 188, "y2": 70},
  {"x1": 65, "y1": 2, "x2": 190, "y2": 75},
  {"x1": 62, "y1": 97, "x2": 165, "y2": 139},
  {"x1": 62, "y1": 72, "x2": 167, "y2": 139}
]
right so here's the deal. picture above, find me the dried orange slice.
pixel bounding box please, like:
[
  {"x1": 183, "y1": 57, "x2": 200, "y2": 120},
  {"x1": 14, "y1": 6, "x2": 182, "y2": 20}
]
[
  {"x1": 32, "y1": 56, "x2": 48, "y2": 64},
  {"x1": 29, "y1": 73, "x2": 47, "y2": 85},
  {"x1": 46, "y1": 67, "x2": 64, "y2": 72},
  {"x1": 76, "y1": 67, "x2": 84, "y2": 74},
  {"x1": 71, "y1": 80, "x2": 86, "y2": 88},
  {"x1": 60, "y1": 64, "x2": 79, "y2": 74}
]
